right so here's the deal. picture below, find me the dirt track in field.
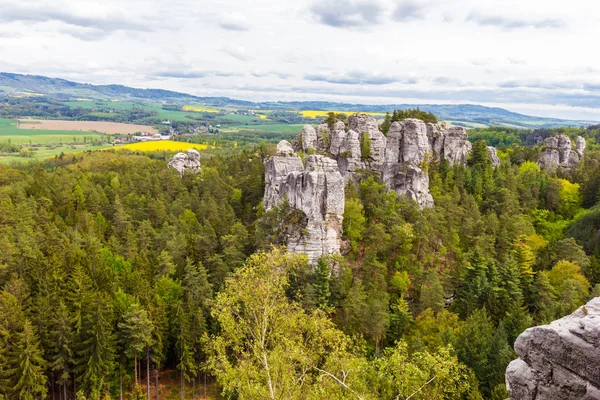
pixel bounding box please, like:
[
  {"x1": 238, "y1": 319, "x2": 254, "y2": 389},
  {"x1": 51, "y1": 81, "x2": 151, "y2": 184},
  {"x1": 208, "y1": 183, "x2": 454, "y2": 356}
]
[{"x1": 17, "y1": 119, "x2": 158, "y2": 135}]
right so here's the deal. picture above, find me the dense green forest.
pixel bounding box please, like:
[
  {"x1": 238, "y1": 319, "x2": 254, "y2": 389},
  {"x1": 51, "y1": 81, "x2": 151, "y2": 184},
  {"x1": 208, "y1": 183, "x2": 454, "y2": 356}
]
[{"x1": 1, "y1": 133, "x2": 600, "y2": 399}]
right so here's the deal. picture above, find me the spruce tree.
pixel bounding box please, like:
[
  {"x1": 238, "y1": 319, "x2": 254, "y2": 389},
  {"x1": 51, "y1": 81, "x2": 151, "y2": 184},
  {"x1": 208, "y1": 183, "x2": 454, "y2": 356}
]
[
  {"x1": 313, "y1": 259, "x2": 331, "y2": 309},
  {"x1": 118, "y1": 303, "x2": 153, "y2": 387},
  {"x1": 12, "y1": 320, "x2": 48, "y2": 400}
]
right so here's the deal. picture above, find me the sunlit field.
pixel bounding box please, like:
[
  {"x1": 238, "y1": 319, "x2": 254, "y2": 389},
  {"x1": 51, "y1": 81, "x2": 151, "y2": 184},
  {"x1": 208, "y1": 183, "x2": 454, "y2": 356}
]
[
  {"x1": 182, "y1": 105, "x2": 220, "y2": 113},
  {"x1": 113, "y1": 140, "x2": 209, "y2": 152},
  {"x1": 300, "y1": 110, "x2": 387, "y2": 118}
]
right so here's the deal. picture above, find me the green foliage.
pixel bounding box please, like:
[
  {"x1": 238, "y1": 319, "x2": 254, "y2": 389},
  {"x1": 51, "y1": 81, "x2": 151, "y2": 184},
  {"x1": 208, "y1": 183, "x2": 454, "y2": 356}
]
[
  {"x1": 359, "y1": 133, "x2": 372, "y2": 161},
  {"x1": 0, "y1": 133, "x2": 598, "y2": 399}
]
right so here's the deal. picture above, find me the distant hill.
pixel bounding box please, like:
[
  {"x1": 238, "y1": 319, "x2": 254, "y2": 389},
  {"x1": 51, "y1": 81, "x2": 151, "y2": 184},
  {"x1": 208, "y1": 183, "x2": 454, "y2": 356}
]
[{"x1": 0, "y1": 72, "x2": 595, "y2": 128}]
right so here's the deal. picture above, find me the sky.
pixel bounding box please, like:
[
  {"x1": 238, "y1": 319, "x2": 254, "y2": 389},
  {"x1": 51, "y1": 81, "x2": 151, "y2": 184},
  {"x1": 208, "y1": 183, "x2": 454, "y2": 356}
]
[{"x1": 1, "y1": 0, "x2": 600, "y2": 120}]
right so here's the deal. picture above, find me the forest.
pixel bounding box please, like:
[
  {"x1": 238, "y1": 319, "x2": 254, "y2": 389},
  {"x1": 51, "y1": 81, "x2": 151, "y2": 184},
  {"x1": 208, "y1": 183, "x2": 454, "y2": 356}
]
[{"x1": 1, "y1": 128, "x2": 600, "y2": 400}]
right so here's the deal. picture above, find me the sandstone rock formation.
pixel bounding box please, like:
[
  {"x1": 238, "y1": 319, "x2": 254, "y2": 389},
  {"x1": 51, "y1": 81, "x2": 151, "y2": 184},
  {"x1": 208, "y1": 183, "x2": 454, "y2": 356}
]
[
  {"x1": 506, "y1": 297, "x2": 600, "y2": 400},
  {"x1": 268, "y1": 114, "x2": 498, "y2": 260},
  {"x1": 537, "y1": 135, "x2": 585, "y2": 173},
  {"x1": 488, "y1": 146, "x2": 501, "y2": 167},
  {"x1": 295, "y1": 114, "x2": 476, "y2": 209},
  {"x1": 264, "y1": 143, "x2": 344, "y2": 263},
  {"x1": 167, "y1": 149, "x2": 201, "y2": 175}
]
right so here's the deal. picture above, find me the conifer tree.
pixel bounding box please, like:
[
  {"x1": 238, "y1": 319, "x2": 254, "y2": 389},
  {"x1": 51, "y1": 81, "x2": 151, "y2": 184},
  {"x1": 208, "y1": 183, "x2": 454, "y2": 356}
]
[
  {"x1": 74, "y1": 292, "x2": 115, "y2": 400},
  {"x1": 313, "y1": 259, "x2": 331, "y2": 309},
  {"x1": 118, "y1": 303, "x2": 153, "y2": 387},
  {"x1": 12, "y1": 320, "x2": 48, "y2": 400}
]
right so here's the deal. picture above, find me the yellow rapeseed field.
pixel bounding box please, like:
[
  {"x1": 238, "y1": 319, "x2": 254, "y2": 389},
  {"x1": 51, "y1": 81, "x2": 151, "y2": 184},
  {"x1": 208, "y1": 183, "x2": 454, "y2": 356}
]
[
  {"x1": 112, "y1": 141, "x2": 209, "y2": 152},
  {"x1": 300, "y1": 110, "x2": 387, "y2": 118},
  {"x1": 182, "y1": 105, "x2": 219, "y2": 113}
]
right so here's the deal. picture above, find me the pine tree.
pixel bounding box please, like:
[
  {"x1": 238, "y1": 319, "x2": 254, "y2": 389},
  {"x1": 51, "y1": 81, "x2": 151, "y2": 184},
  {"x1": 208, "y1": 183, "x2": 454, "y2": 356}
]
[
  {"x1": 118, "y1": 303, "x2": 154, "y2": 387},
  {"x1": 50, "y1": 301, "x2": 74, "y2": 400},
  {"x1": 12, "y1": 320, "x2": 48, "y2": 400},
  {"x1": 313, "y1": 259, "x2": 331, "y2": 309},
  {"x1": 74, "y1": 292, "x2": 115, "y2": 400}
]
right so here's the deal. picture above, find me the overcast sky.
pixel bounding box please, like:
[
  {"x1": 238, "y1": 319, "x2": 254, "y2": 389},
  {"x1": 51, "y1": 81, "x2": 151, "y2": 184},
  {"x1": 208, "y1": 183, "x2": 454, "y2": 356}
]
[{"x1": 1, "y1": 0, "x2": 599, "y2": 119}]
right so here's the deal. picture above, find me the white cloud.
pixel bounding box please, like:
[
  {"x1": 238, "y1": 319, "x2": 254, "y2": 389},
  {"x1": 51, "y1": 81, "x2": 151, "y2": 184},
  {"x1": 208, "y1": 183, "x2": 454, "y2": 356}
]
[{"x1": 0, "y1": 0, "x2": 599, "y2": 119}]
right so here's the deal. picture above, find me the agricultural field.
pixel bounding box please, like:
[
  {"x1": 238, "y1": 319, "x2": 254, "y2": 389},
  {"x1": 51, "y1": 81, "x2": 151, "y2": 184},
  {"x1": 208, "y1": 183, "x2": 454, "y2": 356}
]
[
  {"x1": 111, "y1": 140, "x2": 209, "y2": 152},
  {"x1": 226, "y1": 123, "x2": 305, "y2": 134},
  {"x1": 0, "y1": 117, "x2": 104, "y2": 144},
  {"x1": 17, "y1": 119, "x2": 158, "y2": 134},
  {"x1": 182, "y1": 105, "x2": 220, "y2": 113},
  {"x1": 299, "y1": 110, "x2": 387, "y2": 118}
]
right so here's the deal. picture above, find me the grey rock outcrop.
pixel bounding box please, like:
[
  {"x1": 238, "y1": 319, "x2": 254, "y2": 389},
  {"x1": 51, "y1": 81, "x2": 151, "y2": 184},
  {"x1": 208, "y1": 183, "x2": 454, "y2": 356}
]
[
  {"x1": 506, "y1": 297, "x2": 600, "y2": 400},
  {"x1": 264, "y1": 141, "x2": 304, "y2": 210},
  {"x1": 264, "y1": 144, "x2": 344, "y2": 263},
  {"x1": 167, "y1": 149, "x2": 201, "y2": 175},
  {"x1": 577, "y1": 136, "x2": 586, "y2": 157},
  {"x1": 488, "y1": 146, "x2": 501, "y2": 167},
  {"x1": 537, "y1": 135, "x2": 585, "y2": 173},
  {"x1": 276, "y1": 115, "x2": 494, "y2": 258},
  {"x1": 293, "y1": 114, "x2": 480, "y2": 209},
  {"x1": 427, "y1": 124, "x2": 473, "y2": 165}
]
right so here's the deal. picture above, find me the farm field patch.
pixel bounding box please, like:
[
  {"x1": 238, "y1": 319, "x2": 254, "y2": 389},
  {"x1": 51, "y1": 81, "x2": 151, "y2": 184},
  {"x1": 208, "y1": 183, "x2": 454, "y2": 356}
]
[
  {"x1": 182, "y1": 105, "x2": 220, "y2": 113},
  {"x1": 112, "y1": 140, "x2": 209, "y2": 152},
  {"x1": 17, "y1": 119, "x2": 158, "y2": 134},
  {"x1": 300, "y1": 110, "x2": 387, "y2": 119},
  {"x1": 227, "y1": 123, "x2": 305, "y2": 133},
  {"x1": 0, "y1": 118, "x2": 104, "y2": 144}
]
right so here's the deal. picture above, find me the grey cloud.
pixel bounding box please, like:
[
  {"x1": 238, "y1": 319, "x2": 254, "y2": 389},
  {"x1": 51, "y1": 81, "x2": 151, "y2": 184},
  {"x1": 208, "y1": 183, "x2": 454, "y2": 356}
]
[
  {"x1": 508, "y1": 58, "x2": 526, "y2": 65},
  {"x1": 0, "y1": 31, "x2": 23, "y2": 38},
  {"x1": 56, "y1": 25, "x2": 108, "y2": 41},
  {"x1": 310, "y1": 0, "x2": 383, "y2": 27},
  {"x1": 154, "y1": 70, "x2": 240, "y2": 79},
  {"x1": 498, "y1": 80, "x2": 578, "y2": 90},
  {"x1": 393, "y1": 1, "x2": 425, "y2": 21},
  {"x1": 467, "y1": 13, "x2": 565, "y2": 29},
  {"x1": 219, "y1": 22, "x2": 249, "y2": 31},
  {"x1": 218, "y1": 14, "x2": 251, "y2": 31},
  {"x1": 0, "y1": 5, "x2": 155, "y2": 34},
  {"x1": 222, "y1": 45, "x2": 252, "y2": 61},
  {"x1": 250, "y1": 71, "x2": 291, "y2": 79},
  {"x1": 305, "y1": 71, "x2": 413, "y2": 85}
]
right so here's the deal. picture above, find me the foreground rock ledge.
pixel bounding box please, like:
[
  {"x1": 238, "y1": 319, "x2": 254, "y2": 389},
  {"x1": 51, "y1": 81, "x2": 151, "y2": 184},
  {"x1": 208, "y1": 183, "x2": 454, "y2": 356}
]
[{"x1": 506, "y1": 297, "x2": 600, "y2": 400}]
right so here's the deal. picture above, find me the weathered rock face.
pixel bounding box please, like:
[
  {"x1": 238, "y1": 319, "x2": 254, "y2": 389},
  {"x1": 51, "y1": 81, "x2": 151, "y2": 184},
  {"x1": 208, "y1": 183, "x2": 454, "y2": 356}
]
[
  {"x1": 167, "y1": 149, "x2": 201, "y2": 175},
  {"x1": 488, "y1": 146, "x2": 501, "y2": 167},
  {"x1": 264, "y1": 140, "x2": 304, "y2": 210},
  {"x1": 276, "y1": 115, "x2": 495, "y2": 259},
  {"x1": 294, "y1": 114, "x2": 480, "y2": 209},
  {"x1": 427, "y1": 124, "x2": 473, "y2": 165},
  {"x1": 264, "y1": 144, "x2": 344, "y2": 263},
  {"x1": 537, "y1": 135, "x2": 585, "y2": 173},
  {"x1": 506, "y1": 297, "x2": 600, "y2": 400}
]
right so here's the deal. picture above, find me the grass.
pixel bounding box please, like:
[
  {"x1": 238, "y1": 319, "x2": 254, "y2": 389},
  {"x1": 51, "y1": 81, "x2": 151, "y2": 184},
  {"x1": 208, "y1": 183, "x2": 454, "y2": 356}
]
[
  {"x1": 112, "y1": 141, "x2": 210, "y2": 152},
  {"x1": 0, "y1": 118, "x2": 104, "y2": 144},
  {"x1": 0, "y1": 143, "x2": 112, "y2": 164},
  {"x1": 227, "y1": 124, "x2": 305, "y2": 134},
  {"x1": 222, "y1": 114, "x2": 265, "y2": 123},
  {"x1": 144, "y1": 104, "x2": 198, "y2": 121}
]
